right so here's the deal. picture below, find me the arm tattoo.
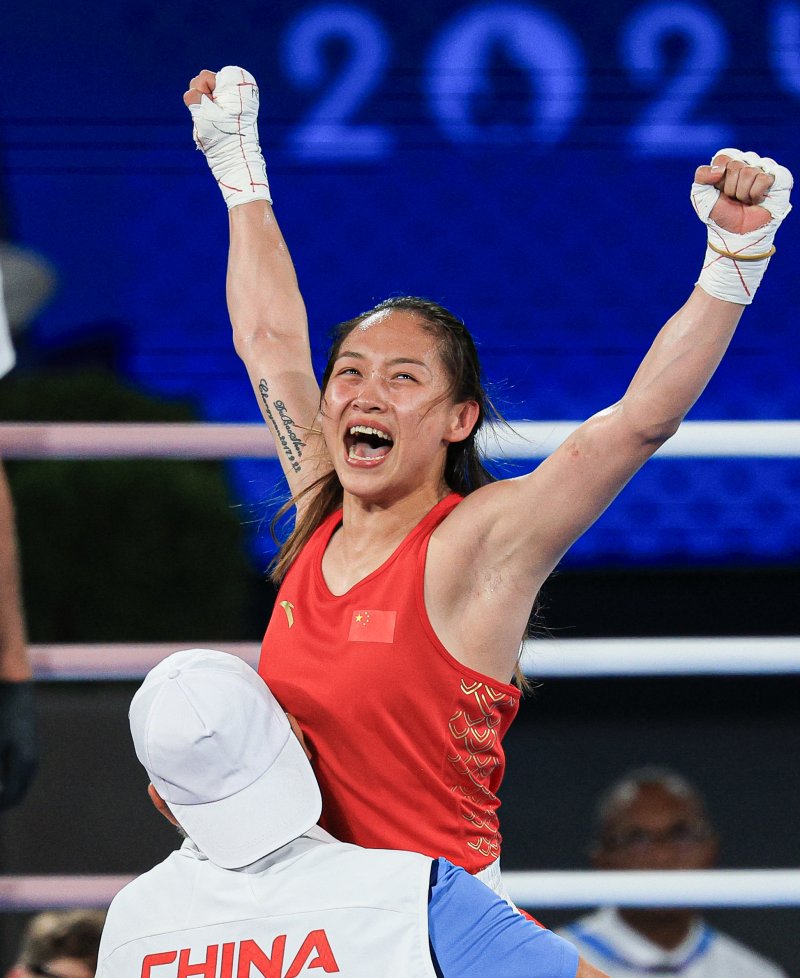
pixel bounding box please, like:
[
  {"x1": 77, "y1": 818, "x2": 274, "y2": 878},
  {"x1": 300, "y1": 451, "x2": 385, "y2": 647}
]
[{"x1": 258, "y1": 379, "x2": 306, "y2": 474}]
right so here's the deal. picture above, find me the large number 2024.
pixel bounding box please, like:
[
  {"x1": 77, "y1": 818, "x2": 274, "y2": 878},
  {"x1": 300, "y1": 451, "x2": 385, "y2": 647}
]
[{"x1": 283, "y1": 0, "x2": 799, "y2": 161}]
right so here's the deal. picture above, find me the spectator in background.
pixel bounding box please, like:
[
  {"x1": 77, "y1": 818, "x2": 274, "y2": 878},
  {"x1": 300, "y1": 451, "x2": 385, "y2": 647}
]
[
  {"x1": 6, "y1": 909, "x2": 105, "y2": 978},
  {"x1": 0, "y1": 262, "x2": 37, "y2": 810},
  {"x1": 557, "y1": 766, "x2": 788, "y2": 978}
]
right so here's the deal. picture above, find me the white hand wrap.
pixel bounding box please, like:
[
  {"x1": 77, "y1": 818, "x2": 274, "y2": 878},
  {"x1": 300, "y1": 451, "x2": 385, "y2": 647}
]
[
  {"x1": 190, "y1": 66, "x2": 271, "y2": 209},
  {"x1": 692, "y1": 148, "x2": 792, "y2": 305}
]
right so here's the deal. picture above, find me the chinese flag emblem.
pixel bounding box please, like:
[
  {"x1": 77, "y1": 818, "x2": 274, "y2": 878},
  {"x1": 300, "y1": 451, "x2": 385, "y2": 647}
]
[{"x1": 348, "y1": 609, "x2": 397, "y2": 644}]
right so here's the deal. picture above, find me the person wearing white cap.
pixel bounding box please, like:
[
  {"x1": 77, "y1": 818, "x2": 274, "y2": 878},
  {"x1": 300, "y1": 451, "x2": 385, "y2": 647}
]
[{"x1": 97, "y1": 648, "x2": 608, "y2": 978}]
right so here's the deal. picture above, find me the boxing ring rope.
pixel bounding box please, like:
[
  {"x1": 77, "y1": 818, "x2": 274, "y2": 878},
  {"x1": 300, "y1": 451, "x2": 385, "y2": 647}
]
[
  {"x1": 15, "y1": 636, "x2": 797, "y2": 912},
  {"x1": 5, "y1": 421, "x2": 797, "y2": 913},
  {"x1": 1, "y1": 870, "x2": 799, "y2": 911},
  {"x1": 505, "y1": 870, "x2": 800, "y2": 908},
  {"x1": 2, "y1": 420, "x2": 800, "y2": 459},
  {"x1": 27, "y1": 637, "x2": 800, "y2": 681}
]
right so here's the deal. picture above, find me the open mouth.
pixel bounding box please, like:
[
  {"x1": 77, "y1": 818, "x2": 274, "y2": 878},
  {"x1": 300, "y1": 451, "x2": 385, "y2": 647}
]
[{"x1": 344, "y1": 424, "x2": 394, "y2": 462}]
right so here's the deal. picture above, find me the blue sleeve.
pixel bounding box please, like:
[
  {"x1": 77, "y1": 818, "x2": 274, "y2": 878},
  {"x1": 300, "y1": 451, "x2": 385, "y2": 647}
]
[{"x1": 427, "y1": 858, "x2": 579, "y2": 978}]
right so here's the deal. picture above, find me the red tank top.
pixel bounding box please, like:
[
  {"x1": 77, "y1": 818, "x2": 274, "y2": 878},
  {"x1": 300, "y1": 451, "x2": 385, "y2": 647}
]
[{"x1": 260, "y1": 494, "x2": 520, "y2": 874}]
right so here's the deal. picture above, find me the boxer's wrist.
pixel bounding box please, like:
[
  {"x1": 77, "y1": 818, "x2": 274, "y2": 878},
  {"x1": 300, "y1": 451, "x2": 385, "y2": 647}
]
[
  {"x1": 199, "y1": 134, "x2": 271, "y2": 210},
  {"x1": 696, "y1": 222, "x2": 777, "y2": 305}
]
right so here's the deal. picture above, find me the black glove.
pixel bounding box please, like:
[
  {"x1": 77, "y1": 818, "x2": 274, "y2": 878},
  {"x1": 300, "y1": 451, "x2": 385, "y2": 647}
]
[{"x1": 0, "y1": 680, "x2": 37, "y2": 811}]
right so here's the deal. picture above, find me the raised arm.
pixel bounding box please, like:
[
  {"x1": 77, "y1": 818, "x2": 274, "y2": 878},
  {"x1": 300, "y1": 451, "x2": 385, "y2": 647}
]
[
  {"x1": 510, "y1": 150, "x2": 792, "y2": 570},
  {"x1": 430, "y1": 150, "x2": 793, "y2": 680},
  {"x1": 184, "y1": 68, "x2": 330, "y2": 503}
]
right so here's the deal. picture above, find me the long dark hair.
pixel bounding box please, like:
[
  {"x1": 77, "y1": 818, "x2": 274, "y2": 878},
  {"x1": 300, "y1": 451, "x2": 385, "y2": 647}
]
[{"x1": 270, "y1": 296, "x2": 501, "y2": 580}]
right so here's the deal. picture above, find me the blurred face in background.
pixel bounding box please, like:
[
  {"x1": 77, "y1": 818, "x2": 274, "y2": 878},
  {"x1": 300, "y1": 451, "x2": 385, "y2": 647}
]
[
  {"x1": 594, "y1": 782, "x2": 717, "y2": 871},
  {"x1": 591, "y1": 780, "x2": 719, "y2": 941},
  {"x1": 7, "y1": 909, "x2": 104, "y2": 978}
]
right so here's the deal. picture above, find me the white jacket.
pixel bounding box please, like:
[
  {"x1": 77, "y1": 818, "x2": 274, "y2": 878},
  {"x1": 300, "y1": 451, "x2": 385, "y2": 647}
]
[{"x1": 97, "y1": 828, "x2": 437, "y2": 978}]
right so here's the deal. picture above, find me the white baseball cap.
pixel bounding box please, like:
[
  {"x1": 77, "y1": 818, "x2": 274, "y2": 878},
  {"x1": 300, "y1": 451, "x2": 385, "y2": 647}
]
[{"x1": 129, "y1": 648, "x2": 321, "y2": 868}]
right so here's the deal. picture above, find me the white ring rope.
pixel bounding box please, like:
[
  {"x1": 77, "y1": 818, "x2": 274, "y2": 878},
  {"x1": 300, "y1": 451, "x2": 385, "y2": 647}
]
[
  {"x1": 1, "y1": 870, "x2": 798, "y2": 911},
  {"x1": 31, "y1": 642, "x2": 260, "y2": 680},
  {"x1": 520, "y1": 637, "x2": 800, "y2": 677},
  {"x1": 2, "y1": 421, "x2": 800, "y2": 459},
  {"x1": 0, "y1": 876, "x2": 134, "y2": 911},
  {"x1": 482, "y1": 421, "x2": 800, "y2": 459},
  {"x1": 29, "y1": 637, "x2": 800, "y2": 681},
  {"x1": 503, "y1": 870, "x2": 800, "y2": 909}
]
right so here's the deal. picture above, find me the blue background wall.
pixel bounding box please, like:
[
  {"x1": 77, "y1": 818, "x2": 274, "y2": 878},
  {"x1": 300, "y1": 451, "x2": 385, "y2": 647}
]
[{"x1": 3, "y1": 0, "x2": 799, "y2": 566}]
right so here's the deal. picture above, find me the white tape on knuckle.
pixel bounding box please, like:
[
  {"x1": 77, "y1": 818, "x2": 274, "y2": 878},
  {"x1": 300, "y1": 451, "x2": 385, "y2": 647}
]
[
  {"x1": 216, "y1": 65, "x2": 242, "y2": 85},
  {"x1": 763, "y1": 200, "x2": 787, "y2": 222},
  {"x1": 196, "y1": 95, "x2": 218, "y2": 118},
  {"x1": 690, "y1": 182, "x2": 719, "y2": 223},
  {"x1": 774, "y1": 165, "x2": 794, "y2": 192},
  {"x1": 713, "y1": 146, "x2": 744, "y2": 163},
  {"x1": 740, "y1": 151, "x2": 762, "y2": 167},
  {"x1": 765, "y1": 175, "x2": 793, "y2": 221}
]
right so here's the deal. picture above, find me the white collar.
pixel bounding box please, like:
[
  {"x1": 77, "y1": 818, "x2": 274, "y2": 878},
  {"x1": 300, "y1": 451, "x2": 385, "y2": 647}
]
[
  {"x1": 179, "y1": 824, "x2": 338, "y2": 873},
  {"x1": 577, "y1": 907, "x2": 711, "y2": 971}
]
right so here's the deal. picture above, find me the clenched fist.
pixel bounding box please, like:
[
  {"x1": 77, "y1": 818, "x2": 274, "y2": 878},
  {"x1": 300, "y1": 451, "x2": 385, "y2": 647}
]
[
  {"x1": 692, "y1": 148, "x2": 793, "y2": 304},
  {"x1": 185, "y1": 67, "x2": 271, "y2": 209}
]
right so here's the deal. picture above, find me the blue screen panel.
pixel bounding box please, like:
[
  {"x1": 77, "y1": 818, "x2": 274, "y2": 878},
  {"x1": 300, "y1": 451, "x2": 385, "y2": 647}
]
[{"x1": 3, "y1": 0, "x2": 799, "y2": 565}]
